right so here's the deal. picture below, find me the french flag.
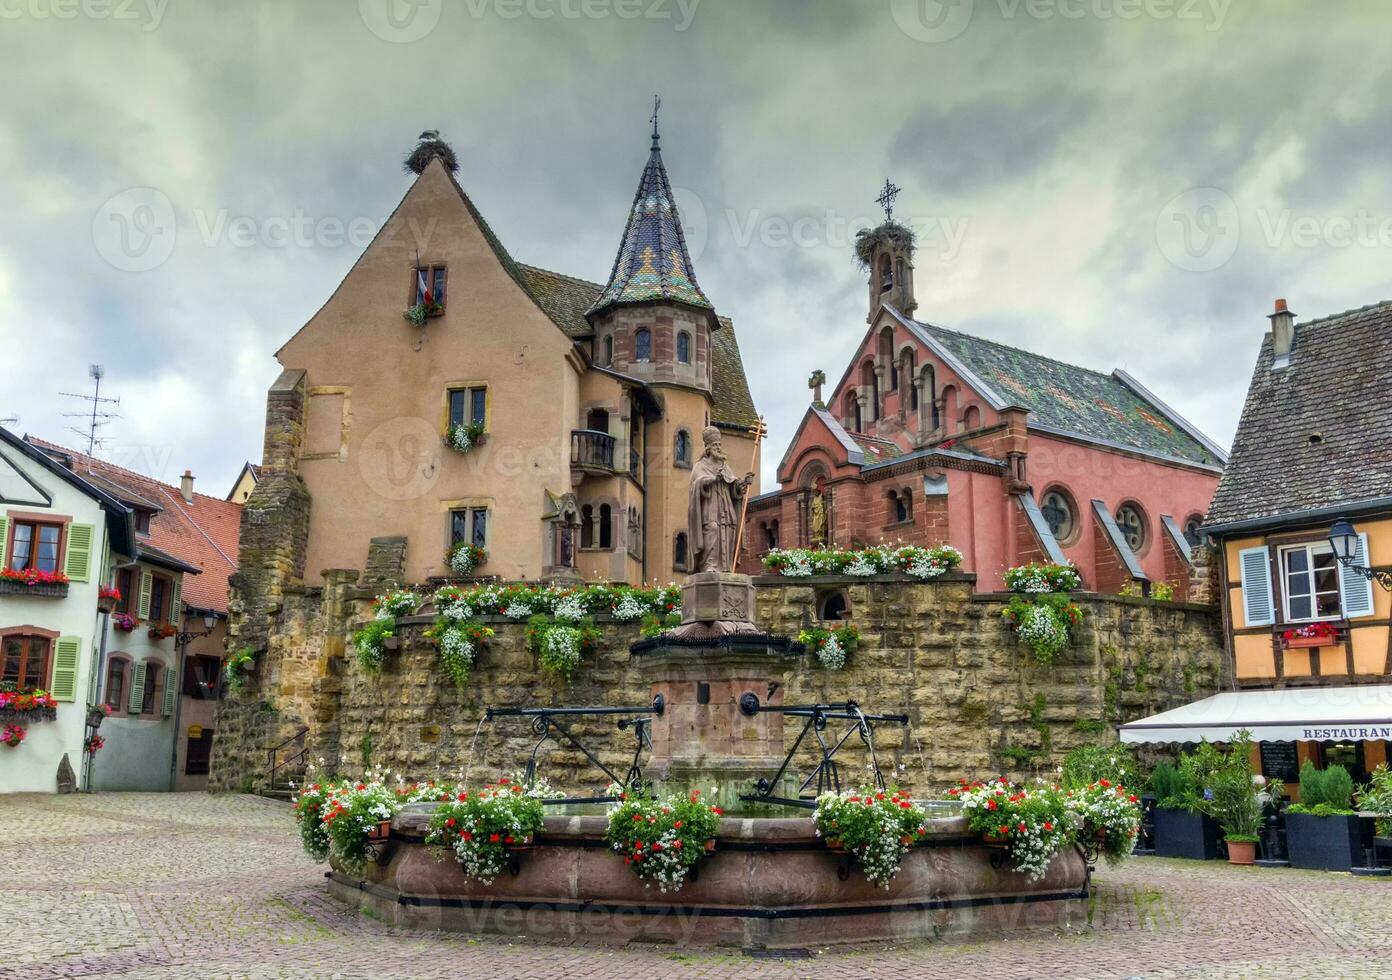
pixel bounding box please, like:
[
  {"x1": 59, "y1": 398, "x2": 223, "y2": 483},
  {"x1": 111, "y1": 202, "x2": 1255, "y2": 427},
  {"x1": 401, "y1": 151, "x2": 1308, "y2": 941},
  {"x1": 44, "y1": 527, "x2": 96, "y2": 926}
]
[{"x1": 417, "y1": 267, "x2": 433, "y2": 306}]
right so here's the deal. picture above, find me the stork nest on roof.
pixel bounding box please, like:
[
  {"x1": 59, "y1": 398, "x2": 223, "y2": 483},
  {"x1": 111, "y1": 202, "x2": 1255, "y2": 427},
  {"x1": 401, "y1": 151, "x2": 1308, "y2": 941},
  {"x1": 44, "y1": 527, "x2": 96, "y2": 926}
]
[
  {"x1": 405, "y1": 137, "x2": 459, "y2": 176},
  {"x1": 854, "y1": 221, "x2": 916, "y2": 269}
]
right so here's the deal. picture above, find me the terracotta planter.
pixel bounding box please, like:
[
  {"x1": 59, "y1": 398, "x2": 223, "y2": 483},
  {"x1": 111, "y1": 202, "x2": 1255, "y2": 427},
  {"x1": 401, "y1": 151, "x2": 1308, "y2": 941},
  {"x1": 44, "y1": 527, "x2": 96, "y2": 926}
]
[
  {"x1": 1226, "y1": 839, "x2": 1257, "y2": 865},
  {"x1": 509, "y1": 836, "x2": 535, "y2": 851},
  {"x1": 981, "y1": 833, "x2": 1009, "y2": 845},
  {"x1": 1284, "y1": 636, "x2": 1333, "y2": 649},
  {"x1": 367, "y1": 820, "x2": 392, "y2": 841},
  {"x1": 824, "y1": 838, "x2": 844, "y2": 851}
]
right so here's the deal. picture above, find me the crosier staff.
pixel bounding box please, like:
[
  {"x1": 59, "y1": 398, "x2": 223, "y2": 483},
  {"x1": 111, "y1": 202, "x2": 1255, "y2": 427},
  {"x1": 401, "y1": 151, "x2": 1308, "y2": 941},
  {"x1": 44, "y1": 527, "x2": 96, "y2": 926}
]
[{"x1": 729, "y1": 416, "x2": 767, "y2": 573}]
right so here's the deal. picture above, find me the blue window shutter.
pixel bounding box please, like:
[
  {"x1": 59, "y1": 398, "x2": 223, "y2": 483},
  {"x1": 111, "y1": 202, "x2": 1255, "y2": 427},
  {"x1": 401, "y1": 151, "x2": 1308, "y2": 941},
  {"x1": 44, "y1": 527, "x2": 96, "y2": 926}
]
[
  {"x1": 1239, "y1": 546, "x2": 1274, "y2": 627},
  {"x1": 1339, "y1": 532, "x2": 1376, "y2": 619}
]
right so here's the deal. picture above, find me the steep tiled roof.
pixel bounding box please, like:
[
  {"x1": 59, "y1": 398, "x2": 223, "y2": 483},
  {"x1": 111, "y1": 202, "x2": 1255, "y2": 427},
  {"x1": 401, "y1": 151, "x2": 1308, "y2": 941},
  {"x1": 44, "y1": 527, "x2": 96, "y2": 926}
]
[
  {"x1": 518, "y1": 265, "x2": 604, "y2": 339},
  {"x1": 586, "y1": 132, "x2": 712, "y2": 319},
  {"x1": 847, "y1": 433, "x2": 903, "y2": 463},
  {"x1": 911, "y1": 319, "x2": 1223, "y2": 468},
  {"x1": 28, "y1": 438, "x2": 241, "y2": 613},
  {"x1": 1205, "y1": 300, "x2": 1392, "y2": 528}
]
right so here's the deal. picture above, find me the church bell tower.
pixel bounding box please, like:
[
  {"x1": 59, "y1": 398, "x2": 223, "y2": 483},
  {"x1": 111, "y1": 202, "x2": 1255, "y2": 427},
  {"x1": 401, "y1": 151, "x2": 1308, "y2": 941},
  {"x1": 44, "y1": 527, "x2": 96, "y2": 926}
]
[{"x1": 862, "y1": 179, "x2": 917, "y2": 321}]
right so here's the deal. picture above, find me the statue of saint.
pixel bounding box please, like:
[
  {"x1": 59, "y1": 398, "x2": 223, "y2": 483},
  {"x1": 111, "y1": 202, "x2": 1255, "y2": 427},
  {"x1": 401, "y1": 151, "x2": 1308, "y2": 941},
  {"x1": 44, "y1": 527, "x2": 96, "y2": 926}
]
[
  {"x1": 810, "y1": 482, "x2": 828, "y2": 546},
  {"x1": 688, "y1": 426, "x2": 754, "y2": 573}
]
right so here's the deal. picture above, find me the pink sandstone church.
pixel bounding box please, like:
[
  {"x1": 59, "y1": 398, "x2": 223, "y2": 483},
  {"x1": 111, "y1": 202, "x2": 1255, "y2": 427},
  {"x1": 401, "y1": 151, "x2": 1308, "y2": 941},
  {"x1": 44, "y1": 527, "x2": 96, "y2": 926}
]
[{"x1": 741, "y1": 205, "x2": 1226, "y2": 595}]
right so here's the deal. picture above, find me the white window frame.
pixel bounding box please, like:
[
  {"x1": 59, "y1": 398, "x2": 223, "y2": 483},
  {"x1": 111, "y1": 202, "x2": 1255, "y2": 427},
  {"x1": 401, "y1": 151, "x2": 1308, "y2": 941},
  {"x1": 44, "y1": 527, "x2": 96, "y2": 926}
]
[{"x1": 1277, "y1": 541, "x2": 1342, "y2": 624}]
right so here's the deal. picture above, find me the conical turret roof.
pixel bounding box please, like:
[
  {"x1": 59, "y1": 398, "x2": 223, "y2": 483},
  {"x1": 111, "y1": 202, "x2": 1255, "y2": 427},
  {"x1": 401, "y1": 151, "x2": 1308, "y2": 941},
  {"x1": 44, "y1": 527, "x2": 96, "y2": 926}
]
[{"x1": 587, "y1": 120, "x2": 713, "y2": 321}]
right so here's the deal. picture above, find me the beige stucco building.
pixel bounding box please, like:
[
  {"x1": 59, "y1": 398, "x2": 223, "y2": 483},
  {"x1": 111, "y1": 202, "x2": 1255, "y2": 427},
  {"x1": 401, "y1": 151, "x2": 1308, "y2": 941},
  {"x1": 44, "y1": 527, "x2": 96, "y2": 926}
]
[{"x1": 260, "y1": 129, "x2": 758, "y2": 587}]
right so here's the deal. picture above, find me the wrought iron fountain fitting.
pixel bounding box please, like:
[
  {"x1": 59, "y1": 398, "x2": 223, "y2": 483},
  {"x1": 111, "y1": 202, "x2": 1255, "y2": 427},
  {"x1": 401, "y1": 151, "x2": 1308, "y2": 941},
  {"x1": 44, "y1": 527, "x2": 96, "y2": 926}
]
[{"x1": 737, "y1": 697, "x2": 910, "y2": 809}]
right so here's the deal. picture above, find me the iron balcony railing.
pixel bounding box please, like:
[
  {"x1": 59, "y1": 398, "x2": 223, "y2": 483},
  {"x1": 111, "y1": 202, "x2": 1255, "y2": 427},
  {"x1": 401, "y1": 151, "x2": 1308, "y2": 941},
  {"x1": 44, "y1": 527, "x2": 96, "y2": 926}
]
[{"x1": 570, "y1": 429, "x2": 616, "y2": 470}]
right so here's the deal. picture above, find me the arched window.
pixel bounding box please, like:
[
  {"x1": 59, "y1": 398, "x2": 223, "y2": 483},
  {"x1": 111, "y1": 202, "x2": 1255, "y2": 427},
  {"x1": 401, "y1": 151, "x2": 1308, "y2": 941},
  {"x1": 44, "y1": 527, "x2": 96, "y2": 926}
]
[
  {"x1": 895, "y1": 256, "x2": 907, "y2": 290},
  {"x1": 963, "y1": 405, "x2": 982, "y2": 429},
  {"x1": 1114, "y1": 502, "x2": 1149, "y2": 553},
  {"x1": 602, "y1": 335, "x2": 613, "y2": 366},
  {"x1": 673, "y1": 532, "x2": 688, "y2": 569},
  {"x1": 765, "y1": 520, "x2": 779, "y2": 551},
  {"x1": 845, "y1": 392, "x2": 862, "y2": 433},
  {"x1": 940, "y1": 384, "x2": 959, "y2": 433},
  {"x1": 901, "y1": 488, "x2": 913, "y2": 521},
  {"x1": 634, "y1": 328, "x2": 651, "y2": 362},
  {"x1": 674, "y1": 430, "x2": 691, "y2": 466},
  {"x1": 890, "y1": 490, "x2": 909, "y2": 524},
  {"x1": 1184, "y1": 514, "x2": 1205, "y2": 548},
  {"x1": 861, "y1": 361, "x2": 878, "y2": 422},
  {"x1": 627, "y1": 507, "x2": 642, "y2": 557},
  {"x1": 586, "y1": 408, "x2": 610, "y2": 434},
  {"x1": 104, "y1": 655, "x2": 130, "y2": 711},
  {"x1": 676, "y1": 331, "x2": 691, "y2": 364},
  {"x1": 581, "y1": 504, "x2": 595, "y2": 549},
  {"x1": 599, "y1": 504, "x2": 613, "y2": 550},
  {"x1": 903, "y1": 350, "x2": 918, "y2": 409},
  {"x1": 1, "y1": 632, "x2": 53, "y2": 691},
  {"x1": 879, "y1": 254, "x2": 893, "y2": 292},
  {"x1": 920, "y1": 364, "x2": 938, "y2": 430},
  {"x1": 878, "y1": 329, "x2": 896, "y2": 390},
  {"x1": 141, "y1": 661, "x2": 162, "y2": 716},
  {"x1": 818, "y1": 590, "x2": 851, "y2": 621},
  {"x1": 1040, "y1": 487, "x2": 1079, "y2": 545}
]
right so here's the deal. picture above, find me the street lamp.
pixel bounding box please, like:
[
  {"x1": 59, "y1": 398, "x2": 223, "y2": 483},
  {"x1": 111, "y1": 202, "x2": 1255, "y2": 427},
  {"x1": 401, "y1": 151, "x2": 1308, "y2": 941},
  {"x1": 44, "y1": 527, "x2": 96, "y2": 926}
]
[
  {"x1": 1328, "y1": 519, "x2": 1392, "y2": 591},
  {"x1": 174, "y1": 611, "x2": 219, "y2": 651}
]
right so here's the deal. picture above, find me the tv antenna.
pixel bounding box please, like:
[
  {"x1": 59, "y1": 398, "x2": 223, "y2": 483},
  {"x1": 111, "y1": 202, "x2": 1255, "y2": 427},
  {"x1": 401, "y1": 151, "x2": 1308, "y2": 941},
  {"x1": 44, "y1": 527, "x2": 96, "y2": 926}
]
[{"x1": 61, "y1": 365, "x2": 121, "y2": 455}]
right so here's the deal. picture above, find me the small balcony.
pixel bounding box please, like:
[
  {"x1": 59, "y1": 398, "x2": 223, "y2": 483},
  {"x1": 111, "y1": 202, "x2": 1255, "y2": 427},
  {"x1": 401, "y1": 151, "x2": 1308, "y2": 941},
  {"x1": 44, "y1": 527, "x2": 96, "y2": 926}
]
[{"x1": 570, "y1": 429, "x2": 616, "y2": 473}]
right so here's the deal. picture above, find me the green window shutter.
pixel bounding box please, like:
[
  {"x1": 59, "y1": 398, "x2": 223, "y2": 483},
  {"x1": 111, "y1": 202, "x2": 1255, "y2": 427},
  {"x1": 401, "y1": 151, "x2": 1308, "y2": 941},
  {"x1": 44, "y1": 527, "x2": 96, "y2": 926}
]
[
  {"x1": 162, "y1": 666, "x2": 177, "y2": 717},
  {"x1": 138, "y1": 571, "x2": 153, "y2": 619},
  {"x1": 170, "y1": 580, "x2": 182, "y2": 628},
  {"x1": 0, "y1": 517, "x2": 8, "y2": 560},
  {"x1": 50, "y1": 637, "x2": 81, "y2": 702},
  {"x1": 64, "y1": 523, "x2": 94, "y2": 582},
  {"x1": 128, "y1": 662, "x2": 146, "y2": 714}
]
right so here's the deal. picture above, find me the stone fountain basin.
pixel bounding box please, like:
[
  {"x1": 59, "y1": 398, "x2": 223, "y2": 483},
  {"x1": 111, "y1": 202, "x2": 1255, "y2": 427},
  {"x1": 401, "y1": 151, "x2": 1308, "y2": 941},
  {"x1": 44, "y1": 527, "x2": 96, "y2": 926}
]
[{"x1": 326, "y1": 805, "x2": 1089, "y2": 949}]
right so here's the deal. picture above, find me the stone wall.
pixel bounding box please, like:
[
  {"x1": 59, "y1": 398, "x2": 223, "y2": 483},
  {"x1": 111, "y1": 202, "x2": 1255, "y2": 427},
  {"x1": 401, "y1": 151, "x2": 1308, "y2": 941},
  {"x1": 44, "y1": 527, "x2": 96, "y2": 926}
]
[{"x1": 211, "y1": 572, "x2": 1226, "y2": 796}]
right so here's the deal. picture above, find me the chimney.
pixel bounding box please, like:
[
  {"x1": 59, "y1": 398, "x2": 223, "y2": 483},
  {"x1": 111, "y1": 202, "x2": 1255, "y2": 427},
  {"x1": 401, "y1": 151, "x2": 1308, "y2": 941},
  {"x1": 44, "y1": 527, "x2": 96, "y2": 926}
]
[
  {"x1": 180, "y1": 469, "x2": 195, "y2": 503},
  {"x1": 1269, "y1": 297, "x2": 1295, "y2": 369}
]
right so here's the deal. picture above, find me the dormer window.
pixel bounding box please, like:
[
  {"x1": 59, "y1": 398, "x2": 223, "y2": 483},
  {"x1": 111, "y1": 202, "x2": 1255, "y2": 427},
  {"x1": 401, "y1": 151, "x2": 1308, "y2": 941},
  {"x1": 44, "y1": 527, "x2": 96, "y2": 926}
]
[
  {"x1": 635, "y1": 328, "x2": 652, "y2": 362},
  {"x1": 133, "y1": 509, "x2": 153, "y2": 535}
]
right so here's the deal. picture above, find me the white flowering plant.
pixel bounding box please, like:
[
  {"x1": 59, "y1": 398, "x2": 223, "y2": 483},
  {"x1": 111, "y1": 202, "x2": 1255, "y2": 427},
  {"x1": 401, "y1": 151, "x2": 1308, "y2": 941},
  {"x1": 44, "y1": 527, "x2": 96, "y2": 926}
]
[
  {"x1": 426, "y1": 618, "x2": 496, "y2": 688},
  {"x1": 796, "y1": 624, "x2": 860, "y2": 670},
  {"x1": 812, "y1": 787, "x2": 928, "y2": 888},
  {"x1": 762, "y1": 544, "x2": 962, "y2": 580},
  {"x1": 1064, "y1": 779, "x2": 1142, "y2": 866},
  {"x1": 446, "y1": 543, "x2": 487, "y2": 578},
  {"x1": 315, "y1": 773, "x2": 404, "y2": 872},
  {"x1": 374, "y1": 590, "x2": 422, "y2": 619},
  {"x1": 526, "y1": 614, "x2": 601, "y2": 682},
  {"x1": 352, "y1": 589, "x2": 423, "y2": 673},
  {"x1": 444, "y1": 419, "x2": 487, "y2": 455},
  {"x1": 1003, "y1": 562, "x2": 1082, "y2": 594},
  {"x1": 1002, "y1": 594, "x2": 1083, "y2": 664},
  {"x1": 426, "y1": 776, "x2": 556, "y2": 884},
  {"x1": 605, "y1": 789, "x2": 723, "y2": 893},
  {"x1": 950, "y1": 778, "x2": 1073, "y2": 880}
]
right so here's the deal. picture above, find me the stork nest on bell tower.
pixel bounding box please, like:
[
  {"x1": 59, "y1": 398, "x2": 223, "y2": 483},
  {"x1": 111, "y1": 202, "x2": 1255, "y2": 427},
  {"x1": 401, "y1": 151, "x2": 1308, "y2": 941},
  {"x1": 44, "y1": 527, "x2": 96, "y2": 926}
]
[
  {"x1": 854, "y1": 221, "x2": 916, "y2": 270},
  {"x1": 405, "y1": 130, "x2": 459, "y2": 176}
]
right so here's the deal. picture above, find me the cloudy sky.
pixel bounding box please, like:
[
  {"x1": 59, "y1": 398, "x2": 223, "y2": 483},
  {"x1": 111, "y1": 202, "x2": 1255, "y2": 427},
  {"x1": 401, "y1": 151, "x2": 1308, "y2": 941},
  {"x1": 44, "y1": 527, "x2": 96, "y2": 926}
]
[{"x1": 1, "y1": 0, "x2": 1388, "y2": 495}]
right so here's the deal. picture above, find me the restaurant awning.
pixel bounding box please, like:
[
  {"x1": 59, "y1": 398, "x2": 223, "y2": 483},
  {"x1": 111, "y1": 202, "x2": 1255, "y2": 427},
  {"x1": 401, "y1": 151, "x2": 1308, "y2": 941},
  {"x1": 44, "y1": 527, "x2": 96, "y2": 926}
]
[{"x1": 1119, "y1": 685, "x2": 1392, "y2": 744}]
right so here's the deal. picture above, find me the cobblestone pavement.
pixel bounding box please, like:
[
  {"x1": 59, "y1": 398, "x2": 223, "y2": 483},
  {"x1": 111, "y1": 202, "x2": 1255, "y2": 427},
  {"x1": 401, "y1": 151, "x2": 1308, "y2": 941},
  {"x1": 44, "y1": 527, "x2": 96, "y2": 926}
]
[{"x1": 2, "y1": 793, "x2": 1390, "y2": 979}]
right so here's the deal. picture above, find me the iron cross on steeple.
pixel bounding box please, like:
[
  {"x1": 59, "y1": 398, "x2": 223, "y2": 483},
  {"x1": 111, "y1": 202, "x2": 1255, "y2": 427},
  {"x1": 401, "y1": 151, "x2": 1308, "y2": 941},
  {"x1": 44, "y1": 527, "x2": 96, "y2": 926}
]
[
  {"x1": 650, "y1": 94, "x2": 661, "y2": 149},
  {"x1": 875, "y1": 178, "x2": 901, "y2": 223}
]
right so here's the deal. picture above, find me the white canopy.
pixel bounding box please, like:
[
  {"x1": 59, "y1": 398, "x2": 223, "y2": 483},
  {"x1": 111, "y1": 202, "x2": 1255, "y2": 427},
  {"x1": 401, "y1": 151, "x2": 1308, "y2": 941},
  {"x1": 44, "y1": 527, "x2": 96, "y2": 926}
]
[{"x1": 1119, "y1": 685, "x2": 1392, "y2": 744}]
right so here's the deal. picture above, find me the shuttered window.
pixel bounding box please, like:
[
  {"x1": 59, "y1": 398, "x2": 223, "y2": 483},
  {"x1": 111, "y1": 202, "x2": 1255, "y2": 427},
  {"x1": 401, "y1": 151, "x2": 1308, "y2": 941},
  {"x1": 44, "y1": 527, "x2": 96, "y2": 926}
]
[
  {"x1": 127, "y1": 662, "x2": 146, "y2": 714},
  {"x1": 63, "y1": 523, "x2": 93, "y2": 582},
  {"x1": 1337, "y1": 532, "x2": 1376, "y2": 620},
  {"x1": 1239, "y1": 545, "x2": 1274, "y2": 627},
  {"x1": 49, "y1": 637, "x2": 80, "y2": 701},
  {"x1": 162, "y1": 666, "x2": 177, "y2": 717},
  {"x1": 1, "y1": 634, "x2": 52, "y2": 691}
]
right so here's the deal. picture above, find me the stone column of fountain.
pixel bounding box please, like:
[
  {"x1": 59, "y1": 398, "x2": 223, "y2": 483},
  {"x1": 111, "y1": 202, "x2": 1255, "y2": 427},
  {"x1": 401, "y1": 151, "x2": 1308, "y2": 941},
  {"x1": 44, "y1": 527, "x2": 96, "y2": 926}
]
[{"x1": 629, "y1": 427, "x2": 800, "y2": 812}]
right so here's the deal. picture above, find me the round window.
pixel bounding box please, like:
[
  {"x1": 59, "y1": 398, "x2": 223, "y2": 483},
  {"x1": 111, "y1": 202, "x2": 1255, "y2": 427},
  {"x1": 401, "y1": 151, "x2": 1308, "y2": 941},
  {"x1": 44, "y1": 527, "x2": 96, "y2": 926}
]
[
  {"x1": 1114, "y1": 503, "x2": 1148, "y2": 552},
  {"x1": 1040, "y1": 488, "x2": 1077, "y2": 544}
]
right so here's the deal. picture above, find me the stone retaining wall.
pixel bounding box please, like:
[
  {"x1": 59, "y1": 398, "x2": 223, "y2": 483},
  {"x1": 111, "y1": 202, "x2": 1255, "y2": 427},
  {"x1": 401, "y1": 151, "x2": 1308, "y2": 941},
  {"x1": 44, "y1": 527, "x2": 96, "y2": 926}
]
[{"x1": 210, "y1": 572, "x2": 1226, "y2": 795}]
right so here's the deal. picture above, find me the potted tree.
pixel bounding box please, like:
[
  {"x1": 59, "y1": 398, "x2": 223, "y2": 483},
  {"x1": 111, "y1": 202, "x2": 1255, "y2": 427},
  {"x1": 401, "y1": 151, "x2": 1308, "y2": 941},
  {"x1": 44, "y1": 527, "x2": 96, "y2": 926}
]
[
  {"x1": 1150, "y1": 759, "x2": 1222, "y2": 860},
  {"x1": 1195, "y1": 731, "x2": 1265, "y2": 865},
  {"x1": 1286, "y1": 761, "x2": 1362, "y2": 871},
  {"x1": 1359, "y1": 764, "x2": 1392, "y2": 863}
]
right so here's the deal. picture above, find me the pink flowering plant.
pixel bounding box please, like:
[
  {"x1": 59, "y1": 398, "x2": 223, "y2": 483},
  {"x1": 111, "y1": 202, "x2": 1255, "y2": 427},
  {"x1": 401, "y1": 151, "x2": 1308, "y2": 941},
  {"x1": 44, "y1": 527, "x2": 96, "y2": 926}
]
[
  {"x1": 427, "y1": 776, "x2": 557, "y2": 884},
  {"x1": 1064, "y1": 779, "x2": 1142, "y2": 866},
  {"x1": 951, "y1": 778, "x2": 1074, "y2": 880},
  {"x1": 812, "y1": 787, "x2": 928, "y2": 887},
  {"x1": 605, "y1": 789, "x2": 723, "y2": 893}
]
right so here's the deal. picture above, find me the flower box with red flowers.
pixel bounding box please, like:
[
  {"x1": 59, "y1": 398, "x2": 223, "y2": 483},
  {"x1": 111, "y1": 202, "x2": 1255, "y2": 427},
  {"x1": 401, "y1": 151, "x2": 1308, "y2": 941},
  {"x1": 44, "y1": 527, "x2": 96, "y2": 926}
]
[
  {"x1": 147, "y1": 622, "x2": 178, "y2": 641},
  {"x1": 604, "y1": 788, "x2": 725, "y2": 893},
  {"x1": 0, "y1": 689, "x2": 59, "y2": 724},
  {"x1": 425, "y1": 777, "x2": 555, "y2": 884},
  {"x1": 112, "y1": 613, "x2": 140, "y2": 633},
  {"x1": 1281, "y1": 621, "x2": 1343, "y2": 649},
  {"x1": 97, "y1": 586, "x2": 123, "y2": 613},
  {"x1": 812, "y1": 787, "x2": 930, "y2": 887},
  {"x1": 0, "y1": 567, "x2": 69, "y2": 597}
]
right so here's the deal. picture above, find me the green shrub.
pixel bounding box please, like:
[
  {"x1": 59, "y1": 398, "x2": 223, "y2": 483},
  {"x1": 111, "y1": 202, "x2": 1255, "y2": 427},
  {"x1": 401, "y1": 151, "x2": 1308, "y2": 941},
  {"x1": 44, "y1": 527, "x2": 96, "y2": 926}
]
[
  {"x1": 1291, "y1": 761, "x2": 1356, "y2": 816},
  {"x1": 1322, "y1": 765, "x2": 1355, "y2": 810},
  {"x1": 1060, "y1": 743, "x2": 1141, "y2": 792},
  {"x1": 1148, "y1": 762, "x2": 1188, "y2": 809}
]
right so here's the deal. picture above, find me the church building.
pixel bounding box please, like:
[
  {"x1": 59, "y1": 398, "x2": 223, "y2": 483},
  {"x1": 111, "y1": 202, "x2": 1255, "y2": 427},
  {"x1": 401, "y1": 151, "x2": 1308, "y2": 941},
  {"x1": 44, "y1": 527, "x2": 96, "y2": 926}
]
[
  {"x1": 742, "y1": 197, "x2": 1225, "y2": 594},
  {"x1": 248, "y1": 122, "x2": 758, "y2": 588}
]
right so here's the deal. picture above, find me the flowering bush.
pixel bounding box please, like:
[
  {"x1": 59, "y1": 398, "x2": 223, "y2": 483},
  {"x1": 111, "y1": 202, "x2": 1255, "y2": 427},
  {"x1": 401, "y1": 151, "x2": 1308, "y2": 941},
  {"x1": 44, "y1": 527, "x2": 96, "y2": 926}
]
[
  {"x1": 112, "y1": 613, "x2": 140, "y2": 632},
  {"x1": 812, "y1": 787, "x2": 927, "y2": 887},
  {"x1": 606, "y1": 790, "x2": 723, "y2": 893},
  {"x1": 640, "y1": 611, "x2": 682, "y2": 638},
  {"x1": 1003, "y1": 562, "x2": 1081, "y2": 593},
  {"x1": 1119, "y1": 580, "x2": 1176, "y2": 602},
  {"x1": 952, "y1": 779, "x2": 1073, "y2": 880},
  {"x1": 147, "y1": 623, "x2": 177, "y2": 640},
  {"x1": 763, "y1": 544, "x2": 962, "y2": 580},
  {"x1": 1, "y1": 724, "x2": 25, "y2": 747},
  {"x1": 429, "y1": 582, "x2": 680, "y2": 621},
  {"x1": 1002, "y1": 594, "x2": 1083, "y2": 664},
  {"x1": 375, "y1": 590, "x2": 422, "y2": 619},
  {"x1": 446, "y1": 543, "x2": 487, "y2": 577},
  {"x1": 318, "y1": 775, "x2": 402, "y2": 871},
  {"x1": 796, "y1": 624, "x2": 860, "y2": 670},
  {"x1": 526, "y1": 614, "x2": 602, "y2": 682},
  {"x1": 0, "y1": 689, "x2": 58, "y2": 715},
  {"x1": 352, "y1": 590, "x2": 422, "y2": 673},
  {"x1": 1064, "y1": 780, "x2": 1141, "y2": 866},
  {"x1": 0, "y1": 567, "x2": 69, "y2": 586},
  {"x1": 427, "y1": 619, "x2": 495, "y2": 688},
  {"x1": 295, "y1": 782, "x2": 333, "y2": 861},
  {"x1": 404, "y1": 298, "x2": 444, "y2": 327},
  {"x1": 427, "y1": 777, "x2": 556, "y2": 884},
  {"x1": 444, "y1": 419, "x2": 487, "y2": 454},
  {"x1": 84, "y1": 733, "x2": 106, "y2": 754}
]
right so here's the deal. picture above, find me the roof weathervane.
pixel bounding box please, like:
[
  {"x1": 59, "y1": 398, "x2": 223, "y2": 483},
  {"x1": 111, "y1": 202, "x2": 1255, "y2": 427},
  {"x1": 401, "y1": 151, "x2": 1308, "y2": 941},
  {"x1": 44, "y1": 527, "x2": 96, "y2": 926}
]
[
  {"x1": 875, "y1": 178, "x2": 901, "y2": 223},
  {"x1": 650, "y1": 94, "x2": 662, "y2": 149}
]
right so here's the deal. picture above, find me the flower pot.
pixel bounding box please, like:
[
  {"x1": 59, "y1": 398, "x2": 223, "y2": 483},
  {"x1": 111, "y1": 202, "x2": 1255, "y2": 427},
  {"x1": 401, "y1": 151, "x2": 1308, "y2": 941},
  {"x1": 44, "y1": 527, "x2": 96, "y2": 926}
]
[
  {"x1": 1286, "y1": 812, "x2": 1364, "y2": 871},
  {"x1": 366, "y1": 820, "x2": 392, "y2": 841},
  {"x1": 1284, "y1": 636, "x2": 1333, "y2": 649},
  {"x1": 824, "y1": 838, "x2": 844, "y2": 851},
  {"x1": 97, "y1": 597, "x2": 118, "y2": 614},
  {"x1": 981, "y1": 833, "x2": 1009, "y2": 846},
  {"x1": 86, "y1": 708, "x2": 106, "y2": 730},
  {"x1": 1153, "y1": 808, "x2": 1223, "y2": 860},
  {"x1": 704, "y1": 838, "x2": 716, "y2": 854},
  {"x1": 1225, "y1": 839, "x2": 1257, "y2": 865}
]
